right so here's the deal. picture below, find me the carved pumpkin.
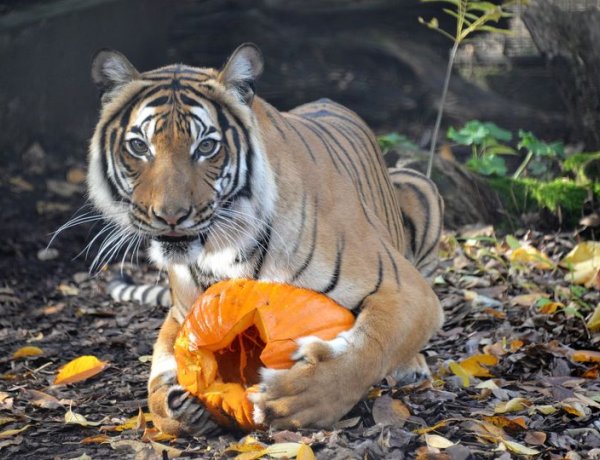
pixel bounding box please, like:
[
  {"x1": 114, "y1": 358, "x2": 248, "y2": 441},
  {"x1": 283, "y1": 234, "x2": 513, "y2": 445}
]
[{"x1": 173, "y1": 279, "x2": 355, "y2": 431}]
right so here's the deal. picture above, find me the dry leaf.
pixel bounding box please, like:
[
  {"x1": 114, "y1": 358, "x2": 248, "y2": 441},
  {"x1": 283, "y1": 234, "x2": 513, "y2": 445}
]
[
  {"x1": 570, "y1": 349, "x2": 600, "y2": 363},
  {"x1": 372, "y1": 394, "x2": 410, "y2": 427},
  {"x1": 80, "y1": 434, "x2": 111, "y2": 444},
  {"x1": 500, "y1": 439, "x2": 540, "y2": 455},
  {"x1": 424, "y1": 434, "x2": 455, "y2": 449},
  {"x1": 296, "y1": 444, "x2": 316, "y2": 460},
  {"x1": 264, "y1": 443, "x2": 304, "y2": 458},
  {"x1": 414, "y1": 420, "x2": 449, "y2": 435},
  {"x1": 460, "y1": 354, "x2": 498, "y2": 377},
  {"x1": 525, "y1": 431, "x2": 547, "y2": 446},
  {"x1": 494, "y1": 397, "x2": 530, "y2": 414},
  {"x1": 151, "y1": 441, "x2": 183, "y2": 458},
  {"x1": 22, "y1": 389, "x2": 63, "y2": 409},
  {"x1": 510, "y1": 246, "x2": 554, "y2": 270},
  {"x1": 483, "y1": 416, "x2": 527, "y2": 435},
  {"x1": 0, "y1": 417, "x2": 16, "y2": 427},
  {"x1": 449, "y1": 361, "x2": 471, "y2": 387},
  {"x1": 67, "y1": 167, "x2": 87, "y2": 184},
  {"x1": 0, "y1": 424, "x2": 30, "y2": 439},
  {"x1": 57, "y1": 283, "x2": 80, "y2": 296},
  {"x1": 54, "y1": 355, "x2": 108, "y2": 385},
  {"x1": 511, "y1": 293, "x2": 547, "y2": 307},
  {"x1": 561, "y1": 241, "x2": 600, "y2": 288},
  {"x1": 588, "y1": 304, "x2": 600, "y2": 332},
  {"x1": 11, "y1": 346, "x2": 43, "y2": 360},
  {"x1": 534, "y1": 405, "x2": 558, "y2": 415},
  {"x1": 64, "y1": 408, "x2": 105, "y2": 427}
]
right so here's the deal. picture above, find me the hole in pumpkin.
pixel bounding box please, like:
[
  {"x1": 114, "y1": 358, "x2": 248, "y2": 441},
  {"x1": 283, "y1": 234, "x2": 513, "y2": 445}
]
[{"x1": 214, "y1": 325, "x2": 265, "y2": 387}]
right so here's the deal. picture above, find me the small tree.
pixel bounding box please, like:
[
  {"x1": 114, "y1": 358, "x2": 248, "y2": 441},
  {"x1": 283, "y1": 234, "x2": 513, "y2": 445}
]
[{"x1": 419, "y1": 0, "x2": 526, "y2": 178}]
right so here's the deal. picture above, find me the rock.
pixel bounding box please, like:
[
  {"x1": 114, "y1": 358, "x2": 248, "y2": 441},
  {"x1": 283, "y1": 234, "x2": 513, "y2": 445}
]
[{"x1": 37, "y1": 248, "x2": 59, "y2": 261}]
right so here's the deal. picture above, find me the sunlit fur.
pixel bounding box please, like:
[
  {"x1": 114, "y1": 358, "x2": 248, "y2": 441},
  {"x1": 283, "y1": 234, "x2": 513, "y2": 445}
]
[{"x1": 87, "y1": 45, "x2": 445, "y2": 434}]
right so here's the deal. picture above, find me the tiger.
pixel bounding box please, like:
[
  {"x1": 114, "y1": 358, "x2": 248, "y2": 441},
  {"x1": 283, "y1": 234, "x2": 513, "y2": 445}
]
[{"x1": 88, "y1": 43, "x2": 444, "y2": 435}]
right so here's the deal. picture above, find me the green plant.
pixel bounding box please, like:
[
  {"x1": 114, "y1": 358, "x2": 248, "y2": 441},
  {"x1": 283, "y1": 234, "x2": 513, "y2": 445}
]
[
  {"x1": 377, "y1": 133, "x2": 419, "y2": 155},
  {"x1": 419, "y1": 0, "x2": 524, "y2": 178},
  {"x1": 512, "y1": 130, "x2": 565, "y2": 179},
  {"x1": 447, "y1": 120, "x2": 515, "y2": 176}
]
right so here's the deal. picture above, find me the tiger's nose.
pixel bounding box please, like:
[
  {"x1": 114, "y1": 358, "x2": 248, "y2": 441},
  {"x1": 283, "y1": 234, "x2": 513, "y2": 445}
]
[{"x1": 151, "y1": 206, "x2": 192, "y2": 227}]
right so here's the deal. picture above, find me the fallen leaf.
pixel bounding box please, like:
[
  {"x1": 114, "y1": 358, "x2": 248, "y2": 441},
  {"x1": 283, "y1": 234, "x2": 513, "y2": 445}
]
[
  {"x1": 500, "y1": 439, "x2": 540, "y2": 455},
  {"x1": 560, "y1": 241, "x2": 600, "y2": 288},
  {"x1": 67, "y1": 167, "x2": 87, "y2": 184},
  {"x1": 80, "y1": 434, "x2": 111, "y2": 444},
  {"x1": 64, "y1": 408, "x2": 105, "y2": 427},
  {"x1": 57, "y1": 283, "x2": 80, "y2": 296},
  {"x1": 54, "y1": 355, "x2": 108, "y2": 385},
  {"x1": 0, "y1": 417, "x2": 16, "y2": 427},
  {"x1": 494, "y1": 397, "x2": 531, "y2": 414},
  {"x1": 11, "y1": 346, "x2": 44, "y2": 360},
  {"x1": 570, "y1": 349, "x2": 600, "y2": 363},
  {"x1": 425, "y1": 434, "x2": 455, "y2": 449},
  {"x1": 372, "y1": 394, "x2": 410, "y2": 426},
  {"x1": 141, "y1": 427, "x2": 176, "y2": 442},
  {"x1": 483, "y1": 416, "x2": 527, "y2": 435},
  {"x1": 588, "y1": 304, "x2": 600, "y2": 331},
  {"x1": 460, "y1": 354, "x2": 498, "y2": 378},
  {"x1": 22, "y1": 389, "x2": 63, "y2": 409},
  {"x1": 264, "y1": 442, "x2": 304, "y2": 458},
  {"x1": 296, "y1": 444, "x2": 316, "y2": 460},
  {"x1": 151, "y1": 441, "x2": 183, "y2": 458},
  {"x1": 414, "y1": 419, "x2": 449, "y2": 435},
  {"x1": 0, "y1": 424, "x2": 30, "y2": 439},
  {"x1": 534, "y1": 405, "x2": 558, "y2": 415},
  {"x1": 449, "y1": 361, "x2": 471, "y2": 387},
  {"x1": 510, "y1": 246, "x2": 554, "y2": 270},
  {"x1": 511, "y1": 293, "x2": 547, "y2": 307},
  {"x1": 524, "y1": 431, "x2": 547, "y2": 446}
]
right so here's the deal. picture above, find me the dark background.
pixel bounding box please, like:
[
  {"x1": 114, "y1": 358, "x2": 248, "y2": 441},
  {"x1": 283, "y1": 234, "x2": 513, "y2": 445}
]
[{"x1": 0, "y1": 0, "x2": 565, "y2": 163}]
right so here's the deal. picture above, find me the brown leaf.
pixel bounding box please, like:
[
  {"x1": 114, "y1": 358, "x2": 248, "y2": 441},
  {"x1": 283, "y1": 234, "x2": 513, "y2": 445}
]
[
  {"x1": 570, "y1": 349, "x2": 600, "y2": 363},
  {"x1": 22, "y1": 389, "x2": 63, "y2": 409},
  {"x1": 0, "y1": 424, "x2": 30, "y2": 439},
  {"x1": 372, "y1": 394, "x2": 410, "y2": 427},
  {"x1": 80, "y1": 434, "x2": 111, "y2": 444},
  {"x1": 524, "y1": 431, "x2": 547, "y2": 446}
]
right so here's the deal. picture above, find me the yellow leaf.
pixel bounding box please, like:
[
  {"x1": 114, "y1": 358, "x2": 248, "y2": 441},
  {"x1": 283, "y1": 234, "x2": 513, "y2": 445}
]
[
  {"x1": 535, "y1": 404, "x2": 558, "y2": 415},
  {"x1": 54, "y1": 355, "x2": 108, "y2": 385},
  {"x1": 0, "y1": 417, "x2": 16, "y2": 427},
  {"x1": 425, "y1": 434, "x2": 455, "y2": 449},
  {"x1": 511, "y1": 293, "x2": 547, "y2": 307},
  {"x1": 587, "y1": 304, "x2": 600, "y2": 332},
  {"x1": 297, "y1": 444, "x2": 316, "y2": 460},
  {"x1": 510, "y1": 246, "x2": 554, "y2": 270},
  {"x1": 0, "y1": 424, "x2": 30, "y2": 439},
  {"x1": 539, "y1": 301, "x2": 563, "y2": 315},
  {"x1": 561, "y1": 401, "x2": 589, "y2": 417},
  {"x1": 101, "y1": 411, "x2": 153, "y2": 432},
  {"x1": 460, "y1": 354, "x2": 498, "y2": 378},
  {"x1": 449, "y1": 361, "x2": 470, "y2": 387},
  {"x1": 494, "y1": 397, "x2": 530, "y2": 414},
  {"x1": 64, "y1": 408, "x2": 104, "y2": 427},
  {"x1": 561, "y1": 241, "x2": 600, "y2": 287},
  {"x1": 264, "y1": 442, "x2": 303, "y2": 458},
  {"x1": 11, "y1": 346, "x2": 44, "y2": 360},
  {"x1": 570, "y1": 349, "x2": 600, "y2": 363},
  {"x1": 501, "y1": 440, "x2": 540, "y2": 455},
  {"x1": 151, "y1": 441, "x2": 183, "y2": 458},
  {"x1": 560, "y1": 241, "x2": 600, "y2": 266}
]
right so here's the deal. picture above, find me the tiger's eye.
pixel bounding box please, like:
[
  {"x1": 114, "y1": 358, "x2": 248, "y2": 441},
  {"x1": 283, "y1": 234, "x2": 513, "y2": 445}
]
[
  {"x1": 127, "y1": 139, "x2": 149, "y2": 157},
  {"x1": 197, "y1": 139, "x2": 217, "y2": 155}
]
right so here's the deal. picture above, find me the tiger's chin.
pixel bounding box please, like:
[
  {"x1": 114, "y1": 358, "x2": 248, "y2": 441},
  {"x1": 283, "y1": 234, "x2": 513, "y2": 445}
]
[{"x1": 148, "y1": 238, "x2": 203, "y2": 268}]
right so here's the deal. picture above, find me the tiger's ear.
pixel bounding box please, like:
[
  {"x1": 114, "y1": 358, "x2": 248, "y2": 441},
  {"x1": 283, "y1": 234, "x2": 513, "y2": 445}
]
[
  {"x1": 91, "y1": 49, "x2": 140, "y2": 101},
  {"x1": 218, "y1": 43, "x2": 264, "y2": 105}
]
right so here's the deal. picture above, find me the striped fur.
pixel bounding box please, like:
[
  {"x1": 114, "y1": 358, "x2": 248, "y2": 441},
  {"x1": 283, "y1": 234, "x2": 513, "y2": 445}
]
[{"x1": 87, "y1": 44, "x2": 444, "y2": 434}]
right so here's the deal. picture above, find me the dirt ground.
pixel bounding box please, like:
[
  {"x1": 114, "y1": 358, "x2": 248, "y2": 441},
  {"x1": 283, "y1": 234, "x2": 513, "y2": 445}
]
[{"x1": 0, "y1": 144, "x2": 599, "y2": 459}]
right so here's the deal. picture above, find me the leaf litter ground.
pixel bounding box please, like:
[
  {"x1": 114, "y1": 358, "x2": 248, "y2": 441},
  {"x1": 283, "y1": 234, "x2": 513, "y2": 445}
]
[{"x1": 0, "y1": 156, "x2": 599, "y2": 459}]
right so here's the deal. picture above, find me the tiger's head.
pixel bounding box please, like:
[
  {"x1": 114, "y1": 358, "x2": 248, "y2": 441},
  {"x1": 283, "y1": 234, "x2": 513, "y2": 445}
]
[{"x1": 88, "y1": 44, "x2": 275, "y2": 267}]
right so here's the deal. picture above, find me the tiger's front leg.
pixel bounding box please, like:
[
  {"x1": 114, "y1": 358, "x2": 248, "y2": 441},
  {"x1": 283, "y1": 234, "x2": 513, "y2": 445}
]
[
  {"x1": 251, "y1": 262, "x2": 443, "y2": 428},
  {"x1": 148, "y1": 310, "x2": 220, "y2": 436}
]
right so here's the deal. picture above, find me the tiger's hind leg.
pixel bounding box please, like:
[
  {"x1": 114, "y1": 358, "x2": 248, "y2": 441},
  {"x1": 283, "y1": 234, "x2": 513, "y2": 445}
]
[{"x1": 388, "y1": 167, "x2": 444, "y2": 280}]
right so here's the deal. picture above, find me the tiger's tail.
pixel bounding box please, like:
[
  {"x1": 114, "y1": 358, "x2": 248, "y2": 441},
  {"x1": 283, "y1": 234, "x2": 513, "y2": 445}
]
[
  {"x1": 388, "y1": 167, "x2": 444, "y2": 280},
  {"x1": 107, "y1": 275, "x2": 171, "y2": 307}
]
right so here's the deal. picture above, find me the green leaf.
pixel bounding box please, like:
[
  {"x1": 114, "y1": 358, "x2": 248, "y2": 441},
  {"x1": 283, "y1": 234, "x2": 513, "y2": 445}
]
[
  {"x1": 378, "y1": 133, "x2": 418, "y2": 151},
  {"x1": 486, "y1": 144, "x2": 517, "y2": 156},
  {"x1": 518, "y1": 130, "x2": 564, "y2": 157},
  {"x1": 466, "y1": 154, "x2": 507, "y2": 176}
]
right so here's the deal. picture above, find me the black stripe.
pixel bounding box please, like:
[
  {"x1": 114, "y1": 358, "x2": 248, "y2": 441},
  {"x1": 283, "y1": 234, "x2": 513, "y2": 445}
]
[
  {"x1": 291, "y1": 192, "x2": 308, "y2": 254},
  {"x1": 266, "y1": 110, "x2": 288, "y2": 140},
  {"x1": 321, "y1": 236, "x2": 345, "y2": 294},
  {"x1": 354, "y1": 255, "x2": 384, "y2": 310},
  {"x1": 253, "y1": 222, "x2": 272, "y2": 278},
  {"x1": 401, "y1": 210, "x2": 418, "y2": 261},
  {"x1": 285, "y1": 117, "x2": 317, "y2": 162},
  {"x1": 403, "y1": 182, "x2": 432, "y2": 257},
  {"x1": 291, "y1": 197, "x2": 319, "y2": 281}
]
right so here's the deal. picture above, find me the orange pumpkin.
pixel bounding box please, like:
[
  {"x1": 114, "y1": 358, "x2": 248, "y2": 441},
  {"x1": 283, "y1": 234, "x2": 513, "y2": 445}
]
[{"x1": 173, "y1": 279, "x2": 355, "y2": 431}]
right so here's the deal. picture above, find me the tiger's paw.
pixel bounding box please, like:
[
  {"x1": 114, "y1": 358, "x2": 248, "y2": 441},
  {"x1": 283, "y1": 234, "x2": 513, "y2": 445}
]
[
  {"x1": 150, "y1": 384, "x2": 221, "y2": 437},
  {"x1": 249, "y1": 334, "x2": 371, "y2": 429},
  {"x1": 390, "y1": 353, "x2": 432, "y2": 387}
]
